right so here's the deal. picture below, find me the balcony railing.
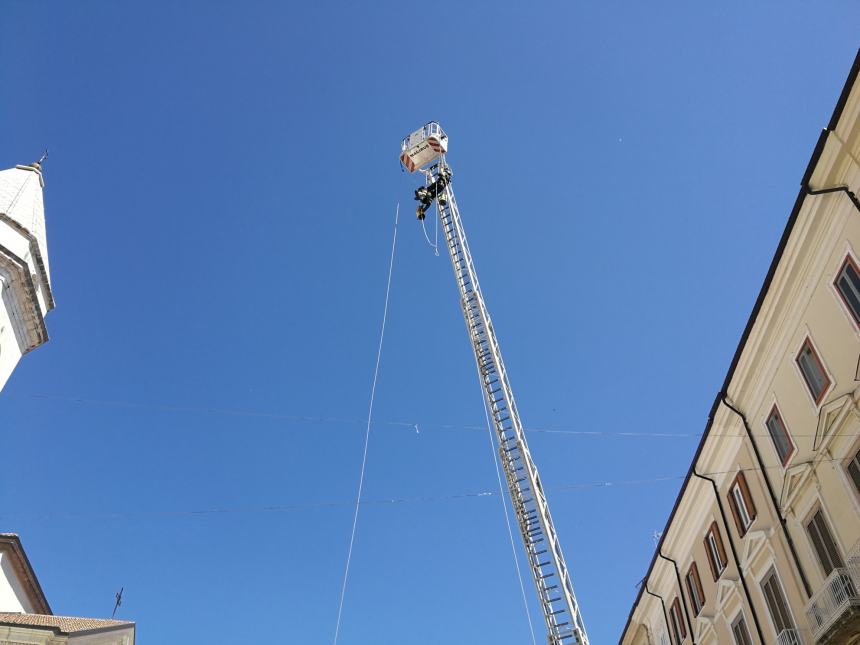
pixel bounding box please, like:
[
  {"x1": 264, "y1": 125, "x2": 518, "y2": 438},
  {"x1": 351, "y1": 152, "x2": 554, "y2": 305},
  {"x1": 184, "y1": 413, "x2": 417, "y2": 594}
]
[
  {"x1": 776, "y1": 628, "x2": 804, "y2": 645},
  {"x1": 805, "y1": 566, "x2": 860, "y2": 642}
]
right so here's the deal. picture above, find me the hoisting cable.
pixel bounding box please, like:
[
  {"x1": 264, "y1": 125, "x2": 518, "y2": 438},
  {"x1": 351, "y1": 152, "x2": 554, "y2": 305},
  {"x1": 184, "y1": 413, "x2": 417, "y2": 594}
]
[
  {"x1": 476, "y1": 353, "x2": 538, "y2": 645},
  {"x1": 332, "y1": 203, "x2": 399, "y2": 645},
  {"x1": 419, "y1": 167, "x2": 440, "y2": 256}
]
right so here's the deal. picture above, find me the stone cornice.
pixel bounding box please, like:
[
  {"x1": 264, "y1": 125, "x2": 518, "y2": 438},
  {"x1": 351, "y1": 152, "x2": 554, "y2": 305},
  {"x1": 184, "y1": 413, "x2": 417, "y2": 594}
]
[
  {"x1": 0, "y1": 242, "x2": 48, "y2": 352},
  {"x1": 0, "y1": 212, "x2": 53, "y2": 311}
]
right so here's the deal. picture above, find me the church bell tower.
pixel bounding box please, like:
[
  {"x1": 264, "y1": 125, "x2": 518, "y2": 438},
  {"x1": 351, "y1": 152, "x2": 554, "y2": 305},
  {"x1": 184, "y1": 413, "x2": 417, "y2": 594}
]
[{"x1": 0, "y1": 160, "x2": 54, "y2": 391}]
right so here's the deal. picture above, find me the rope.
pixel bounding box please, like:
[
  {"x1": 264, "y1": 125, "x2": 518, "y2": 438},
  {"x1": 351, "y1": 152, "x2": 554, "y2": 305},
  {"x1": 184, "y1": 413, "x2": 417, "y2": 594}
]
[
  {"x1": 332, "y1": 203, "x2": 399, "y2": 645},
  {"x1": 421, "y1": 217, "x2": 439, "y2": 255},
  {"x1": 479, "y1": 381, "x2": 539, "y2": 645},
  {"x1": 418, "y1": 168, "x2": 440, "y2": 255}
]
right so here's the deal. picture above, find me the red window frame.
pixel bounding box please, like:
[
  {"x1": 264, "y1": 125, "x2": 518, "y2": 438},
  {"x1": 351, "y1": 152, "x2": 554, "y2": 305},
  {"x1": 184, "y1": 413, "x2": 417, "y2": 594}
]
[
  {"x1": 686, "y1": 562, "x2": 705, "y2": 615},
  {"x1": 703, "y1": 521, "x2": 728, "y2": 581},
  {"x1": 795, "y1": 338, "x2": 831, "y2": 405},
  {"x1": 765, "y1": 405, "x2": 795, "y2": 466},
  {"x1": 728, "y1": 471, "x2": 757, "y2": 537},
  {"x1": 834, "y1": 254, "x2": 860, "y2": 326},
  {"x1": 669, "y1": 597, "x2": 686, "y2": 644}
]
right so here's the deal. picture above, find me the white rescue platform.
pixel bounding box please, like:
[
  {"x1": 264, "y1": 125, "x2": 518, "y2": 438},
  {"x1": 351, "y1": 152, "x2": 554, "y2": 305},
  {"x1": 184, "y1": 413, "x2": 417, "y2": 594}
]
[{"x1": 399, "y1": 122, "x2": 448, "y2": 172}]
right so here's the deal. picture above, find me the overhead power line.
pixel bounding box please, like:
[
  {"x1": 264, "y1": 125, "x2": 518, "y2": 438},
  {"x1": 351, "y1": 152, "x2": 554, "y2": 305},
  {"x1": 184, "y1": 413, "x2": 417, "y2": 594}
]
[
  {"x1": 8, "y1": 392, "x2": 854, "y2": 439},
  {"x1": 0, "y1": 458, "x2": 841, "y2": 524}
]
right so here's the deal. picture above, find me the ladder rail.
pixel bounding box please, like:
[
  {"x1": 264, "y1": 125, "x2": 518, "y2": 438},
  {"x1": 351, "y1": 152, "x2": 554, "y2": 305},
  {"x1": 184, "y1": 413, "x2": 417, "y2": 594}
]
[{"x1": 433, "y1": 161, "x2": 589, "y2": 645}]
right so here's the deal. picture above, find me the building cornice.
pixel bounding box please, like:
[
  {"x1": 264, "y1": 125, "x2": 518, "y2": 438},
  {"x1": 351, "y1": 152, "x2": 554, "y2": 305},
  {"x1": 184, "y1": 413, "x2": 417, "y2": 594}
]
[
  {"x1": 619, "y1": 48, "x2": 860, "y2": 644},
  {"x1": 0, "y1": 242, "x2": 48, "y2": 353},
  {"x1": 0, "y1": 212, "x2": 54, "y2": 312},
  {"x1": 0, "y1": 536, "x2": 51, "y2": 615}
]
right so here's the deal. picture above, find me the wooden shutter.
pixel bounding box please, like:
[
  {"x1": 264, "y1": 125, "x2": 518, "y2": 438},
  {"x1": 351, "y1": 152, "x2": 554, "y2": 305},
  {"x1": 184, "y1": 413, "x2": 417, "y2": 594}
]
[
  {"x1": 728, "y1": 480, "x2": 744, "y2": 535},
  {"x1": 737, "y1": 472, "x2": 757, "y2": 522},
  {"x1": 703, "y1": 530, "x2": 718, "y2": 581},
  {"x1": 761, "y1": 569, "x2": 794, "y2": 632},
  {"x1": 714, "y1": 523, "x2": 727, "y2": 569},
  {"x1": 806, "y1": 510, "x2": 844, "y2": 575},
  {"x1": 690, "y1": 562, "x2": 705, "y2": 612},
  {"x1": 671, "y1": 597, "x2": 686, "y2": 641},
  {"x1": 704, "y1": 521, "x2": 727, "y2": 581}
]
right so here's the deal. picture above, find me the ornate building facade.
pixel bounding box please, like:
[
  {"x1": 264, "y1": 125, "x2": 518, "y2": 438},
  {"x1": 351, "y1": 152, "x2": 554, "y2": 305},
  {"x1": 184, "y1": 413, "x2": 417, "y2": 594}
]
[
  {"x1": 0, "y1": 160, "x2": 54, "y2": 391},
  {"x1": 620, "y1": 50, "x2": 860, "y2": 645}
]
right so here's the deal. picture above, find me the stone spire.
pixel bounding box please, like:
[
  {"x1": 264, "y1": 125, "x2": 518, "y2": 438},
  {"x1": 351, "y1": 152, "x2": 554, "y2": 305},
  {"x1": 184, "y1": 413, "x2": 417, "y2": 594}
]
[
  {"x1": 0, "y1": 159, "x2": 54, "y2": 391},
  {"x1": 0, "y1": 161, "x2": 50, "y2": 282}
]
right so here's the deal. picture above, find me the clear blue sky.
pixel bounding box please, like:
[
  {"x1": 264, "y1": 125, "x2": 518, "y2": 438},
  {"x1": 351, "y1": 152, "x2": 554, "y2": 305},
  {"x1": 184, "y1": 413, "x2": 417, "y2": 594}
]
[{"x1": 2, "y1": 2, "x2": 858, "y2": 643}]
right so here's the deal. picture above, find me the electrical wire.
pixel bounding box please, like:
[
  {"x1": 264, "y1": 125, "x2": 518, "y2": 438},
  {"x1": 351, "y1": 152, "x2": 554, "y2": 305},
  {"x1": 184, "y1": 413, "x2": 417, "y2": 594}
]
[
  {"x1": 10, "y1": 392, "x2": 856, "y2": 440},
  {"x1": 332, "y1": 203, "x2": 399, "y2": 645},
  {"x1": 1, "y1": 457, "x2": 848, "y2": 524}
]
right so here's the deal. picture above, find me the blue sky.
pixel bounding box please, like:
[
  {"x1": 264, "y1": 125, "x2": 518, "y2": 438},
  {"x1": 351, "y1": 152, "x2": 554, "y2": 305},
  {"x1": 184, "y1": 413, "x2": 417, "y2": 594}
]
[{"x1": 1, "y1": 2, "x2": 859, "y2": 643}]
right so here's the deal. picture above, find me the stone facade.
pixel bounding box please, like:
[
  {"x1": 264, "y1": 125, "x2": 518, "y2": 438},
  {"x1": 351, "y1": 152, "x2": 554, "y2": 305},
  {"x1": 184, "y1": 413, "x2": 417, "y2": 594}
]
[{"x1": 0, "y1": 161, "x2": 54, "y2": 391}]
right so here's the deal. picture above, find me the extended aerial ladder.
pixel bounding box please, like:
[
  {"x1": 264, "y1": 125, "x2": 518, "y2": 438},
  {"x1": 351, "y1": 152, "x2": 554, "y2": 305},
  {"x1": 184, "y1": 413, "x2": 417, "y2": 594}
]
[{"x1": 400, "y1": 123, "x2": 590, "y2": 645}]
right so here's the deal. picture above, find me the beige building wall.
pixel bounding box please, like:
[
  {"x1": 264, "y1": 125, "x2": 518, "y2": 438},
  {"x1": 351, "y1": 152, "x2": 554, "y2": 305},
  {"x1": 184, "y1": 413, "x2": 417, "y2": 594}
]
[{"x1": 620, "y1": 50, "x2": 860, "y2": 645}]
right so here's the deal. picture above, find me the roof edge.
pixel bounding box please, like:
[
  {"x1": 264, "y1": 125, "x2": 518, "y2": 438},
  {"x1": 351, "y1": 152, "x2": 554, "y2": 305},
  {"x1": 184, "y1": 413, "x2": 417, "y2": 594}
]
[
  {"x1": 0, "y1": 536, "x2": 51, "y2": 615},
  {"x1": 618, "y1": 46, "x2": 860, "y2": 644}
]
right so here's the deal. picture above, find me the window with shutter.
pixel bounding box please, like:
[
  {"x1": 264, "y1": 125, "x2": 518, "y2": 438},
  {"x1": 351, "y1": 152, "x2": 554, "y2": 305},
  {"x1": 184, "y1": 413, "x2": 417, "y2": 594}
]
[
  {"x1": 728, "y1": 472, "x2": 756, "y2": 536},
  {"x1": 731, "y1": 614, "x2": 753, "y2": 645},
  {"x1": 846, "y1": 446, "x2": 860, "y2": 496},
  {"x1": 686, "y1": 563, "x2": 705, "y2": 615},
  {"x1": 704, "y1": 522, "x2": 727, "y2": 580},
  {"x1": 806, "y1": 509, "x2": 844, "y2": 575},
  {"x1": 796, "y1": 338, "x2": 831, "y2": 405},
  {"x1": 765, "y1": 405, "x2": 795, "y2": 465},
  {"x1": 669, "y1": 598, "x2": 686, "y2": 645},
  {"x1": 761, "y1": 568, "x2": 795, "y2": 635},
  {"x1": 835, "y1": 255, "x2": 860, "y2": 326}
]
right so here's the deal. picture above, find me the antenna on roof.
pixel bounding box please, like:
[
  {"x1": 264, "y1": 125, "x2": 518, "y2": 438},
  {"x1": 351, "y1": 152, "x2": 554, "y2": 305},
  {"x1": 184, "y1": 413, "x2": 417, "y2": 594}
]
[
  {"x1": 36, "y1": 149, "x2": 49, "y2": 166},
  {"x1": 111, "y1": 587, "x2": 123, "y2": 619}
]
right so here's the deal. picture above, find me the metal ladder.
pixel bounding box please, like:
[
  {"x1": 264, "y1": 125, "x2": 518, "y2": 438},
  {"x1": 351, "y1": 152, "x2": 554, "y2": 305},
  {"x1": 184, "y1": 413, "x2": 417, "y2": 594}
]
[{"x1": 431, "y1": 159, "x2": 589, "y2": 645}]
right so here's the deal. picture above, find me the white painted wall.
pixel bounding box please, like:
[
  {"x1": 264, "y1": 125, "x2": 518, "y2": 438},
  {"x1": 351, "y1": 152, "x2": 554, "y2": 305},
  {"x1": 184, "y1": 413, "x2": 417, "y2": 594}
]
[
  {"x1": 0, "y1": 552, "x2": 36, "y2": 613},
  {"x1": 0, "y1": 273, "x2": 25, "y2": 392},
  {"x1": 0, "y1": 164, "x2": 52, "y2": 392}
]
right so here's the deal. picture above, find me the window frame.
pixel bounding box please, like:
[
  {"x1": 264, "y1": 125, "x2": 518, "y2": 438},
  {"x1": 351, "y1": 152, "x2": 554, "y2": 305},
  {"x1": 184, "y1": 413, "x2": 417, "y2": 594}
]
[
  {"x1": 728, "y1": 471, "x2": 757, "y2": 537},
  {"x1": 834, "y1": 252, "x2": 860, "y2": 328},
  {"x1": 731, "y1": 611, "x2": 754, "y2": 645},
  {"x1": 759, "y1": 566, "x2": 796, "y2": 637},
  {"x1": 685, "y1": 562, "x2": 705, "y2": 615},
  {"x1": 804, "y1": 505, "x2": 844, "y2": 576},
  {"x1": 669, "y1": 597, "x2": 686, "y2": 645},
  {"x1": 845, "y1": 441, "x2": 860, "y2": 500},
  {"x1": 764, "y1": 404, "x2": 796, "y2": 466},
  {"x1": 703, "y1": 521, "x2": 728, "y2": 581},
  {"x1": 795, "y1": 336, "x2": 832, "y2": 406}
]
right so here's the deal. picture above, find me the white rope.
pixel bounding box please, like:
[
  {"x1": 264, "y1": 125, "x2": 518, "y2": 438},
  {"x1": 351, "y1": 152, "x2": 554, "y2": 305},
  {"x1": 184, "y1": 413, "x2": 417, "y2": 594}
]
[
  {"x1": 418, "y1": 169, "x2": 440, "y2": 256},
  {"x1": 332, "y1": 203, "x2": 399, "y2": 645},
  {"x1": 421, "y1": 217, "x2": 439, "y2": 256},
  {"x1": 477, "y1": 373, "x2": 539, "y2": 645}
]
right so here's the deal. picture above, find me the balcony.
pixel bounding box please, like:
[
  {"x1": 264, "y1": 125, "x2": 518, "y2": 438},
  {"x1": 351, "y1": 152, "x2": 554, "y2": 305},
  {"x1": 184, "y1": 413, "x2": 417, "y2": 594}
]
[
  {"x1": 777, "y1": 629, "x2": 805, "y2": 645},
  {"x1": 805, "y1": 563, "x2": 860, "y2": 643}
]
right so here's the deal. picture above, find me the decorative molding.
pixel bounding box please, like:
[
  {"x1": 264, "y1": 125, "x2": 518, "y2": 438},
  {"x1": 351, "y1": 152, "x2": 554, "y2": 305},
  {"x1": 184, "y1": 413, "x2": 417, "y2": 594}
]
[
  {"x1": 0, "y1": 242, "x2": 47, "y2": 352},
  {"x1": 780, "y1": 462, "x2": 814, "y2": 514},
  {"x1": 815, "y1": 392, "x2": 858, "y2": 451},
  {"x1": 741, "y1": 528, "x2": 772, "y2": 570},
  {"x1": 0, "y1": 212, "x2": 53, "y2": 311},
  {"x1": 715, "y1": 576, "x2": 739, "y2": 613},
  {"x1": 695, "y1": 613, "x2": 716, "y2": 642}
]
